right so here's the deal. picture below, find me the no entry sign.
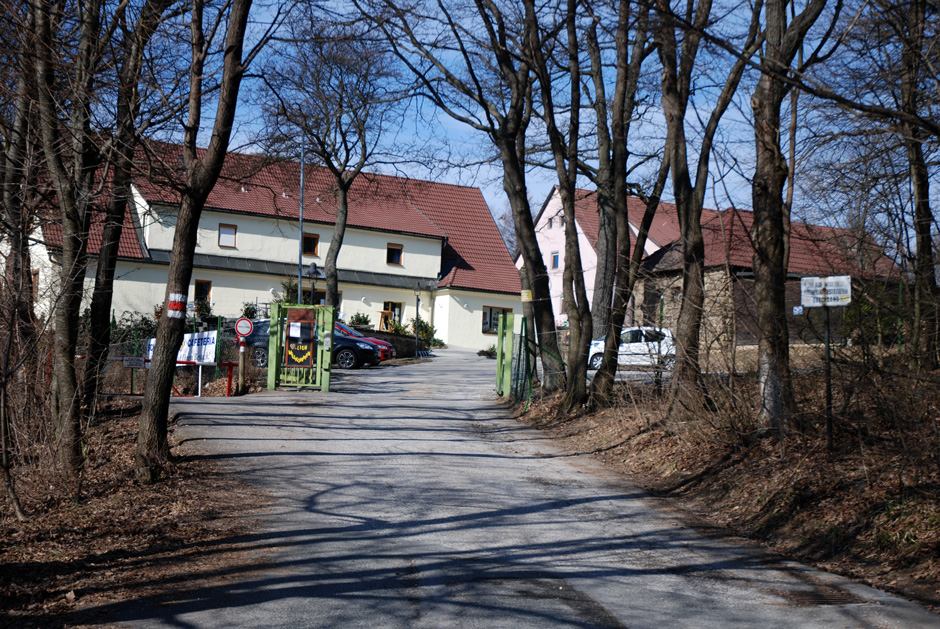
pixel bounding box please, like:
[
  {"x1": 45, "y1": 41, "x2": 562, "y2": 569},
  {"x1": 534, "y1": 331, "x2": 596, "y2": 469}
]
[{"x1": 235, "y1": 317, "x2": 254, "y2": 337}]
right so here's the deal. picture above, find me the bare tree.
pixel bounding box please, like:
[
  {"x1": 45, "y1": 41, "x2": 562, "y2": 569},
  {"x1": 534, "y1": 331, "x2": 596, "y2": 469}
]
[
  {"x1": 259, "y1": 16, "x2": 409, "y2": 307},
  {"x1": 654, "y1": 0, "x2": 762, "y2": 414},
  {"x1": 0, "y1": 2, "x2": 42, "y2": 520},
  {"x1": 524, "y1": 0, "x2": 594, "y2": 411},
  {"x1": 582, "y1": 0, "x2": 668, "y2": 405},
  {"x1": 749, "y1": 0, "x2": 829, "y2": 433},
  {"x1": 137, "y1": 0, "x2": 269, "y2": 481},
  {"x1": 32, "y1": 0, "x2": 113, "y2": 479},
  {"x1": 360, "y1": 0, "x2": 567, "y2": 391},
  {"x1": 77, "y1": 0, "x2": 176, "y2": 440}
]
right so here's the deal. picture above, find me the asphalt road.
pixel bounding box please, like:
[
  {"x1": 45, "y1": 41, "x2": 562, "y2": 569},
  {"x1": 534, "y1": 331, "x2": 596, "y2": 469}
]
[{"x1": 112, "y1": 348, "x2": 937, "y2": 628}]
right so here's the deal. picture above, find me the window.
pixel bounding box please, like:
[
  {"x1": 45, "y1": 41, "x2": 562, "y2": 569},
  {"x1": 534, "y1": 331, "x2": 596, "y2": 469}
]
[
  {"x1": 31, "y1": 270, "x2": 39, "y2": 302},
  {"x1": 194, "y1": 280, "x2": 211, "y2": 304},
  {"x1": 386, "y1": 243, "x2": 403, "y2": 265},
  {"x1": 482, "y1": 306, "x2": 513, "y2": 334},
  {"x1": 218, "y1": 224, "x2": 237, "y2": 248},
  {"x1": 379, "y1": 301, "x2": 403, "y2": 331},
  {"x1": 622, "y1": 329, "x2": 642, "y2": 344},
  {"x1": 551, "y1": 251, "x2": 560, "y2": 269},
  {"x1": 547, "y1": 217, "x2": 553, "y2": 228},
  {"x1": 303, "y1": 233, "x2": 319, "y2": 256}
]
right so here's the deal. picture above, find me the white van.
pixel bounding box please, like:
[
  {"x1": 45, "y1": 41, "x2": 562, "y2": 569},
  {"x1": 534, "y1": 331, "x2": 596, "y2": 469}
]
[{"x1": 588, "y1": 327, "x2": 676, "y2": 370}]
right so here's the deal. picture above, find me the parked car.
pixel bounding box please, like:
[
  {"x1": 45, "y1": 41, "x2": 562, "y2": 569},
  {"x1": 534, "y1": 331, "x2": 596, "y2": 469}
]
[
  {"x1": 228, "y1": 319, "x2": 381, "y2": 369},
  {"x1": 330, "y1": 332, "x2": 382, "y2": 369},
  {"x1": 334, "y1": 321, "x2": 395, "y2": 360},
  {"x1": 588, "y1": 326, "x2": 676, "y2": 370},
  {"x1": 224, "y1": 319, "x2": 272, "y2": 368}
]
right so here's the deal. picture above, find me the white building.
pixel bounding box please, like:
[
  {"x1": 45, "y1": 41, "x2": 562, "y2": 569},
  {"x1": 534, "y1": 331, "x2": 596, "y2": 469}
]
[
  {"x1": 37, "y1": 149, "x2": 521, "y2": 350},
  {"x1": 525, "y1": 187, "x2": 677, "y2": 325}
]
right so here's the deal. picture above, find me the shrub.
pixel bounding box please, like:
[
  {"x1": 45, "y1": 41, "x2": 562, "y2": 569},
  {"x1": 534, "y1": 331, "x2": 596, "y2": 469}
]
[
  {"x1": 350, "y1": 312, "x2": 371, "y2": 326},
  {"x1": 241, "y1": 301, "x2": 259, "y2": 319},
  {"x1": 195, "y1": 300, "x2": 213, "y2": 317},
  {"x1": 389, "y1": 320, "x2": 409, "y2": 336},
  {"x1": 409, "y1": 317, "x2": 444, "y2": 347}
]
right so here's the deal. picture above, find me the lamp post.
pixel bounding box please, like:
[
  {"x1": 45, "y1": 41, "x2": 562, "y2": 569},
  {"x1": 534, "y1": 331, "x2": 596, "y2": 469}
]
[
  {"x1": 306, "y1": 262, "x2": 318, "y2": 305},
  {"x1": 414, "y1": 284, "x2": 420, "y2": 358}
]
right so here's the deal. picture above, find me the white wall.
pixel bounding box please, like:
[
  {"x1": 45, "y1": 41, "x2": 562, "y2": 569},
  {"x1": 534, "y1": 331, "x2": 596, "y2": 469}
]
[
  {"x1": 535, "y1": 193, "x2": 597, "y2": 325},
  {"x1": 434, "y1": 289, "x2": 521, "y2": 350},
  {"x1": 99, "y1": 260, "x2": 439, "y2": 323},
  {"x1": 137, "y1": 197, "x2": 443, "y2": 279}
]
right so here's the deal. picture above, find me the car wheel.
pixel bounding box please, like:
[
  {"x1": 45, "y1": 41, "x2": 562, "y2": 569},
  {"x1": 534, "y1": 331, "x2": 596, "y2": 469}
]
[
  {"x1": 589, "y1": 354, "x2": 603, "y2": 370},
  {"x1": 335, "y1": 348, "x2": 358, "y2": 369},
  {"x1": 251, "y1": 347, "x2": 268, "y2": 368}
]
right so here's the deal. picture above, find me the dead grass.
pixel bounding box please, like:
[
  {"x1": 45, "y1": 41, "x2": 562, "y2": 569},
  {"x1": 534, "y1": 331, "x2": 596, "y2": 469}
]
[{"x1": 0, "y1": 400, "x2": 274, "y2": 627}]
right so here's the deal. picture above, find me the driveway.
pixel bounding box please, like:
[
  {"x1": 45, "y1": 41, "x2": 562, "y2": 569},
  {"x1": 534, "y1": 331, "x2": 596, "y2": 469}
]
[{"x1": 115, "y1": 348, "x2": 936, "y2": 627}]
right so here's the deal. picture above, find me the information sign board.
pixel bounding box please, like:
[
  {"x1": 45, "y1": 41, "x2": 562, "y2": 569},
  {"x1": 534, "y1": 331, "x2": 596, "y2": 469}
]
[
  {"x1": 801, "y1": 275, "x2": 852, "y2": 308},
  {"x1": 147, "y1": 330, "x2": 218, "y2": 363}
]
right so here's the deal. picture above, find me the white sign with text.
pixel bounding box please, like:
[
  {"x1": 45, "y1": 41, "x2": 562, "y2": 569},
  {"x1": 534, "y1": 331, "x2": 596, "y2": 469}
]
[
  {"x1": 147, "y1": 330, "x2": 218, "y2": 363},
  {"x1": 801, "y1": 275, "x2": 852, "y2": 308}
]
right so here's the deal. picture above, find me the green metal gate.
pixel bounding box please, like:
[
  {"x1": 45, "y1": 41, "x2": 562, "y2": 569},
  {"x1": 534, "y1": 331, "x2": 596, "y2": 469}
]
[{"x1": 266, "y1": 302, "x2": 336, "y2": 391}]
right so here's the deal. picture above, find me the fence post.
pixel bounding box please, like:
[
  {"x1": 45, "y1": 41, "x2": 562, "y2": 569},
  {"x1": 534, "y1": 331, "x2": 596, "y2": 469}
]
[
  {"x1": 320, "y1": 306, "x2": 335, "y2": 393},
  {"x1": 500, "y1": 313, "x2": 514, "y2": 396},
  {"x1": 496, "y1": 314, "x2": 507, "y2": 395},
  {"x1": 267, "y1": 302, "x2": 281, "y2": 390}
]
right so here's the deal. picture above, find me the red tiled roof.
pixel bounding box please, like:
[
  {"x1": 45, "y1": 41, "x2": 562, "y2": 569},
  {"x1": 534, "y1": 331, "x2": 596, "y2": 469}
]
[
  {"x1": 644, "y1": 208, "x2": 897, "y2": 278},
  {"x1": 42, "y1": 207, "x2": 145, "y2": 259},
  {"x1": 560, "y1": 188, "x2": 688, "y2": 254},
  {"x1": 415, "y1": 183, "x2": 521, "y2": 294},
  {"x1": 135, "y1": 148, "x2": 520, "y2": 294}
]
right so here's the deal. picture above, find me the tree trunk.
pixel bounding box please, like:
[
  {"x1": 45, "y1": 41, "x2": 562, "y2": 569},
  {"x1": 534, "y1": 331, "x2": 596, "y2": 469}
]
[
  {"x1": 591, "y1": 188, "x2": 616, "y2": 335},
  {"x1": 138, "y1": 195, "x2": 202, "y2": 479},
  {"x1": 751, "y1": 0, "x2": 826, "y2": 432},
  {"x1": 591, "y1": 161, "x2": 669, "y2": 406},
  {"x1": 498, "y1": 142, "x2": 566, "y2": 393},
  {"x1": 324, "y1": 184, "x2": 349, "y2": 307},
  {"x1": 898, "y1": 0, "x2": 936, "y2": 368},
  {"x1": 78, "y1": 0, "x2": 173, "y2": 426},
  {"x1": 137, "y1": 0, "x2": 254, "y2": 481},
  {"x1": 33, "y1": 0, "x2": 102, "y2": 479},
  {"x1": 752, "y1": 81, "x2": 796, "y2": 430}
]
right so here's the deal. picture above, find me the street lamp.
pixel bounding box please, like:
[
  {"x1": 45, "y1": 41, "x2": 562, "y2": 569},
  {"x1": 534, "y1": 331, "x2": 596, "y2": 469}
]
[{"x1": 305, "y1": 262, "x2": 318, "y2": 305}]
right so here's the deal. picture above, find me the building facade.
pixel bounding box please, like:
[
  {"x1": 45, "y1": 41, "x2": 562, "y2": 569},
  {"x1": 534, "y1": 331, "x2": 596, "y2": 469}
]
[{"x1": 36, "y1": 150, "x2": 521, "y2": 350}]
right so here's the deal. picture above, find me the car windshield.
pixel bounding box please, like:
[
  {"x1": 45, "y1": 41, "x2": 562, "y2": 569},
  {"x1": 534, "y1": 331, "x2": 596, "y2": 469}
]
[
  {"x1": 336, "y1": 323, "x2": 363, "y2": 338},
  {"x1": 622, "y1": 330, "x2": 642, "y2": 344}
]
